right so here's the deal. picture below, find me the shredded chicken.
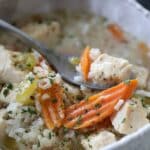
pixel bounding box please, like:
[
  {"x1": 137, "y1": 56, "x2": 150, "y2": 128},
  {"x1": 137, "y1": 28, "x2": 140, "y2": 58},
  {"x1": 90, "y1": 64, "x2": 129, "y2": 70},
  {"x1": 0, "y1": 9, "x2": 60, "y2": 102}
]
[
  {"x1": 88, "y1": 53, "x2": 132, "y2": 85},
  {"x1": 0, "y1": 45, "x2": 25, "y2": 83},
  {"x1": 81, "y1": 130, "x2": 116, "y2": 150},
  {"x1": 111, "y1": 98, "x2": 149, "y2": 134}
]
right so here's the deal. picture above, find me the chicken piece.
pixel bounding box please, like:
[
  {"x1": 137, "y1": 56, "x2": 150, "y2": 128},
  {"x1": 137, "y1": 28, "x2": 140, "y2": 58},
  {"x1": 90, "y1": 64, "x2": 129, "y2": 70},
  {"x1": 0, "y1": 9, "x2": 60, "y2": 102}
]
[
  {"x1": 111, "y1": 98, "x2": 149, "y2": 135},
  {"x1": 88, "y1": 53, "x2": 132, "y2": 85},
  {"x1": 135, "y1": 90, "x2": 150, "y2": 119},
  {"x1": 22, "y1": 22, "x2": 61, "y2": 48},
  {"x1": 132, "y1": 65, "x2": 149, "y2": 88},
  {"x1": 81, "y1": 130, "x2": 116, "y2": 150},
  {"x1": 0, "y1": 109, "x2": 7, "y2": 142},
  {"x1": 0, "y1": 45, "x2": 25, "y2": 83}
]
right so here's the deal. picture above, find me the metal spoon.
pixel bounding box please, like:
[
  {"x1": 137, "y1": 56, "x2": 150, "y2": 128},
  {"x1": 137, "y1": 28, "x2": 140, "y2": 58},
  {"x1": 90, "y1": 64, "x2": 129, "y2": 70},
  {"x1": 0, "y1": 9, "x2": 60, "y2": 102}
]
[{"x1": 0, "y1": 19, "x2": 110, "y2": 90}]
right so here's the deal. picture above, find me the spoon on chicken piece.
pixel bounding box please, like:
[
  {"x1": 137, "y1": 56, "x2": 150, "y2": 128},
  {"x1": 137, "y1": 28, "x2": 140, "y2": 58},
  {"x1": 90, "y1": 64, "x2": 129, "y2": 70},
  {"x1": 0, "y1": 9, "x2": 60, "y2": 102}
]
[{"x1": 0, "y1": 19, "x2": 113, "y2": 90}]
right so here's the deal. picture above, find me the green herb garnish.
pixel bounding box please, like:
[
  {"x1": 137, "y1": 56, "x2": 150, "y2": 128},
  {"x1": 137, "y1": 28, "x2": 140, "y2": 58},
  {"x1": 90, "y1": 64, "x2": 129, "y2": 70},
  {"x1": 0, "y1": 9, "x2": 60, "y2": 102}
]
[
  {"x1": 51, "y1": 98, "x2": 57, "y2": 103},
  {"x1": 48, "y1": 132, "x2": 51, "y2": 139},
  {"x1": 76, "y1": 95, "x2": 84, "y2": 101},
  {"x1": 37, "y1": 140, "x2": 40, "y2": 147},
  {"x1": 3, "y1": 89, "x2": 9, "y2": 97},
  {"x1": 8, "y1": 111, "x2": 12, "y2": 114},
  {"x1": 121, "y1": 118, "x2": 126, "y2": 123},
  {"x1": 22, "y1": 107, "x2": 37, "y2": 115},
  {"x1": 7, "y1": 83, "x2": 13, "y2": 90},
  {"x1": 63, "y1": 127, "x2": 68, "y2": 134},
  {"x1": 27, "y1": 76, "x2": 34, "y2": 83},
  {"x1": 141, "y1": 97, "x2": 150, "y2": 108},
  {"x1": 124, "y1": 80, "x2": 131, "y2": 85},
  {"x1": 94, "y1": 103, "x2": 101, "y2": 109},
  {"x1": 3, "y1": 83, "x2": 13, "y2": 97},
  {"x1": 76, "y1": 115, "x2": 82, "y2": 125}
]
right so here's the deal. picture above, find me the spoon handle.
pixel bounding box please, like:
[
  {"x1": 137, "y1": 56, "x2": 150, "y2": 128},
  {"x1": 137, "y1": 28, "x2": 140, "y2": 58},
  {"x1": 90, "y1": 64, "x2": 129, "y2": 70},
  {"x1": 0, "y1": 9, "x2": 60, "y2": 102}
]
[{"x1": 0, "y1": 19, "x2": 57, "y2": 68}]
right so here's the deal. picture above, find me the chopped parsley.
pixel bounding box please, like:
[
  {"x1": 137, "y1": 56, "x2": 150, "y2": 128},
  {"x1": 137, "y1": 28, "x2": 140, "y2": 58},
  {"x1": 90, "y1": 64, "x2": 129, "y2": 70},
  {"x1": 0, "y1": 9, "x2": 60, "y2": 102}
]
[
  {"x1": 37, "y1": 140, "x2": 40, "y2": 147},
  {"x1": 3, "y1": 83, "x2": 13, "y2": 97},
  {"x1": 64, "y1": 87, "x2": 68, "y2": 92},
  {"x1": 129, "y1": 101, "x2": 137, "y2": 106},
  {"x1": 61, "y1": 139, "x2": 68, "y2": 147},
  {"x1": 124, "y1": 80, "x2": 131, "y2": 85},
  {"x1": 89, "y1": 144, "x2": 93, "y2": 149},
  {"x1": 76, "y1": 95, "x2": 84, "y2": 101},
  {"x1": 48, "y1": 73, "x2": 56, "y2": 78},
  {"x1": 6, "y1": 83, "x2": 13, "y2": 90},
  {"x1": 147, "y1": 112, "x2": 150, "y2": 120},
  {"x1": 85, "y1": 96, "x2": 90, "y2": 101},
  {"x1": 8, "y1": 111, "x2": 12, "y2": 114},
  {"x1": 94, "y1": 103, "x2": 101, "y2": 109},
  {"x1": 141, "y1": 97, "x2": 150, "y2": 108},
  {"x1": 26, "y1": 63, "x2": 32, "y2": 67},
  {"x1": 22, "y1": 107, "x2": 37, "y2": 115},
  {"x1": 121, "y1": 118, "x2": 126, "y2": 123},
  {"x1": 48, "y1": 73, "x2": 56, "y2": 84},
  {"x1": 86, "y1": 137, "x2": 92, "y2": 149},
  {"x1": 96, "y1": 112, "x2": 100, "y2": 116},
  {"x1": 51, "y1": 98, "x2": 57, "y2": 103},
  {"x1": 25, "y1": 130, "x2": 28, "y2": 133},
  {"x1": 130, "y1": 125, "x2": 133, "y2": 128},
  {"x1": 68, "y1": 34, "x2": 75, "y2": 38},
  {"x1": 63, "y1": 127, "x2": 69, "y2": 134},
  {"x1": 27, "y1": 76, "x2": 34, "y2": 83},
  {"x1": 102, "y1": 17, "x2": 107, "y2": 22},
  {"x1": 49, "y1": 78, "x2": 54, "y2": 84},
  {"x1": 3, "y1": 89, "x2": 9, "y2": 97},
  {"x1": 48, "y1": 132, "x2": 52, "y2": 139},
  {"x1": 84, "y1": 109, "x2": 89, "y2": 114},
  {"x1": 76, "y1": 115, "x2": 82, "y2": 125}
]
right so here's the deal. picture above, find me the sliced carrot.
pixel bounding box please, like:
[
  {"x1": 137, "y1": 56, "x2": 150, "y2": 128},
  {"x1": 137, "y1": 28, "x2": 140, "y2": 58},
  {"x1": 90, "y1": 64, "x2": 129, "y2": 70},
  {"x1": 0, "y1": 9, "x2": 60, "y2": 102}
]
[
  {"x1": 79, "y1": 119, "x2": 111, "y2": 133},
  {"x1": 65, "y1": 80, "x2": 131, "y2": 116},
  {"x1": 64, "y1": 98, "x2": 118, "y2": 128},
  {"x1": 137, "y1": 42, "x2": 150, "y2": 68},
  {"x1": 66, "y1": 86, "x2": 126, "y2": 119},
  {"x1": 74, "y1": 99, "x2": 118, "y2": 129},
  {"x1": 41, "y1": 101, "x2": 55, "y2": 129},
  {"x1": 80, "y1": 46, "x2": 91, "y2": 81},
  {"x1": 66, "y1": 81, "x2": 127, "y2": 114},
  {"x1": 123, "y1": 79, "x2": 138, "y2": 99},
  {"x1": 49, "y1": 84, "x2": 65, "y2": 120},
  {"x1": 138, "y1": 42, "x2": 149, "y2": 53},
  {"x1": 64, "y1": 79, "x2": 138, "y2": 129},
  {"x1": 38, "y1": 84, "x2": 64, "y2": 129},
  {"x1": 107, "y1": 24, "x2": 127, "y2": 43}
]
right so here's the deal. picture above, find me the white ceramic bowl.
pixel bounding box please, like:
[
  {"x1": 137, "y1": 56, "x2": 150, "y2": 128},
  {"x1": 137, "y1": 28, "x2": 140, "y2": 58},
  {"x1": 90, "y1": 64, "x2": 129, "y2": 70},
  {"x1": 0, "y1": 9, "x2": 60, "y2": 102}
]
[{"x1": 0, "y1": 0, "x2": 150, "y2": 149}]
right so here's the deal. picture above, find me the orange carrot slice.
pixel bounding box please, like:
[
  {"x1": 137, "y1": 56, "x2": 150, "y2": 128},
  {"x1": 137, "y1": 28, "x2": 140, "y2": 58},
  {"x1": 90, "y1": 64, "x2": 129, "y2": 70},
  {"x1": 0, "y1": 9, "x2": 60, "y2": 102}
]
[
  {"x1": 138, "y1": 42, "x2": 149, "y2": 53},
  {"x1": 79, "y1": 119, "x2": 111, "y2": 133},
  {"x1": 66, "y1": 86, "x2": 126, "y2": 119},
  {"x1": 107, "y1": 24, "x2": 127, "y2": 43},
  {"x1": 80, "y1": 46, "x2": 91, "y2": 81},
  {"x1": 66, "y1": 81, "x2": 127, "y2": 114},
  {"x1": 41, "y1": 101, "x2": 55, "y2": 129},
  {"x1": 137, "y1": 42, "x2": 150, "y2": 68},
  {"x1": 74, "y1": 99, "x2": 118, "y2": 129},
  {"x1": 38, "y1": 84, "x2": 64, "y2": 129},
  {"x1": 64, "y1": 79, "x2": 138, "y2": 129},
  {"x1": 64, "y1": 98, "x2": 118, "y2": 129}
]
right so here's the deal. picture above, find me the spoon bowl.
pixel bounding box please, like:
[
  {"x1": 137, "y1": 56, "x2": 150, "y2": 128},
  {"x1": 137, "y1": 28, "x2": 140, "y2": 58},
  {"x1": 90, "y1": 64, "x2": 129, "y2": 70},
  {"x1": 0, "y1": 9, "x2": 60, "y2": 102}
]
[{"x1": 0, "y1": 19, "x2": 110, "y2": 90}]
